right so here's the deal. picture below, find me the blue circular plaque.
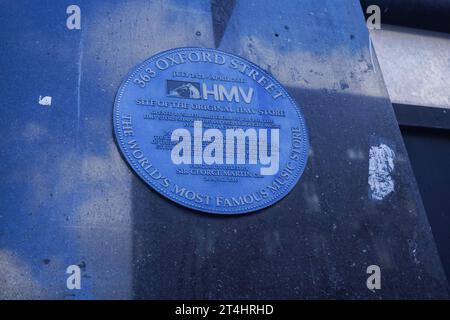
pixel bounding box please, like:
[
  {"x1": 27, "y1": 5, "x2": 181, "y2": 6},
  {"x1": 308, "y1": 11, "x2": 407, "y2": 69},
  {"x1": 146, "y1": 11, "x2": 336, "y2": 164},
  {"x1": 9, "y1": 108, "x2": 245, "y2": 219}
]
[{"x1": 114, "y1": 47, "x2": 309, "y2": 214}]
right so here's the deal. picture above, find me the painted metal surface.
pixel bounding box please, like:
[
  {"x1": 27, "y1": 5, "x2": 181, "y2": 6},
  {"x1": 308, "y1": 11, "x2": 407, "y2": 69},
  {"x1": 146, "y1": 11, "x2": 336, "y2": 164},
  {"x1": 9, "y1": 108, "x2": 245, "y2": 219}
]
[{"x1": 0, "y1": 0, "x2": 448, "y2": 299}]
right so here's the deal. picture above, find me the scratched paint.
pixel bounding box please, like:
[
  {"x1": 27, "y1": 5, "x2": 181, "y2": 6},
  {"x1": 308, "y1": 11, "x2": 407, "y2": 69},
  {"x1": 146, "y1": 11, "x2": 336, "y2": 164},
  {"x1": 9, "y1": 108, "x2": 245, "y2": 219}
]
[
  {"x1": 38, "y1": 95, "x2": 52, "y2": 106},
  {"x1": 368, "y1": 143, "x2": 395, "y2": 200},
  {"x1": 76, "y1": 34, "x2": 83, "y2": 136}
]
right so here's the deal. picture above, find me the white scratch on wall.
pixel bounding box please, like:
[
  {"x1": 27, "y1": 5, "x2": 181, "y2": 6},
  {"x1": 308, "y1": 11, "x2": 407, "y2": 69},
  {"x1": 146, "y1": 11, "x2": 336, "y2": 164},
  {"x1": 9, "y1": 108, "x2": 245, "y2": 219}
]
[
  {"x1": 369, "y1": 34, "x2": 376, "y2": 74},
  {"x1": 76, "y1": 34, "x2": 84, "y2": 138},
  {"x1": 38, "y1": 95, "x2": 52, "y2": 106},
  {"x1": 368, "y1": 143, "x2": 395, "y2": 200}
]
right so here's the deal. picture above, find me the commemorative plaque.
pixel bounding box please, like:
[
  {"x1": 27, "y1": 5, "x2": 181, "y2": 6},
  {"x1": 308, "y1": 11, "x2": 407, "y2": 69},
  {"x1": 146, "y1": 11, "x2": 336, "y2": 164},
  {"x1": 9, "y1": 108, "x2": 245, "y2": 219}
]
[{"x1": 114, "y1": 47, "x2": 309, "y2": 214}]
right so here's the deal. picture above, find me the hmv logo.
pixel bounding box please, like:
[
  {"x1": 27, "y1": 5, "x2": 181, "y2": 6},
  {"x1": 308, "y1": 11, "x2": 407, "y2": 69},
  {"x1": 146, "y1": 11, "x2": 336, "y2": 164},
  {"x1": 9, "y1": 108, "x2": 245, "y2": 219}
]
[
  {"x1": 167, "y1": 80, "x2": 254, "y2": 104},
  {"x1": 171, "y1": 121, "x2": 280, "y2": 176}
]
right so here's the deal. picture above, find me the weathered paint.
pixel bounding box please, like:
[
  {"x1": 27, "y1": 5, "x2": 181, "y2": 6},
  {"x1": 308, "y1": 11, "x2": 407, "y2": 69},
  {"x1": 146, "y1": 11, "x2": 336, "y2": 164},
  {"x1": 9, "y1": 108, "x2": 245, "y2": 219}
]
[{"x1": 368, "y1": 143, "x2": 395, "y2": 200}]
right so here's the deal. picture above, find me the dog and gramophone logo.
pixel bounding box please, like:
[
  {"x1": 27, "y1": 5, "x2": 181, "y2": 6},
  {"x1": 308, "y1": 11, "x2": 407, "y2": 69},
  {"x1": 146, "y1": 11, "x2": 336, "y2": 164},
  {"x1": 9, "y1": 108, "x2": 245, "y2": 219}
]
[
  {"x1": 114, "y1": 47, "x2": 309, "y2": 214},
  {"x1": 167, "y1": 80, "x2": 201, "y2": 99}
]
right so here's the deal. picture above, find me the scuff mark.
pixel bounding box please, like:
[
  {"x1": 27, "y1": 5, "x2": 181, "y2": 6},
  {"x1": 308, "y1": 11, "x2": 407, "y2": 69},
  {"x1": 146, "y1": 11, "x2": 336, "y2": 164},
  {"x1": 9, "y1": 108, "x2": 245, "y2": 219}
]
[
  {"x1": 408, "y1": 238, "x2": 420, "y2": 264},
  {"x1": 369, "y1": 33, "x2": 376, "y2": 73},
  {"x1": 38, "y1": 95, "x2": 52, "y2": 106},
  {"x1": 347, "y1": 148, "x2": 365, "y2": 160},
  {"x1": 302, "y1": 182, "x2": 321, "y2": 213},
  {"x1": 76, "y1": 33, "x2": 84, "y2": 140},
  {"x1": 368, "y1": 143, "x2": 395, "y2": 200}
]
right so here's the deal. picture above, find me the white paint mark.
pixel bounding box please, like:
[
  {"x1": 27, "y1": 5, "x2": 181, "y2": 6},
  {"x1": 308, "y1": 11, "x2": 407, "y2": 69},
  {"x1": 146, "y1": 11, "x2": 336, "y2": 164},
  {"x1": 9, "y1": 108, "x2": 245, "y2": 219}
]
[
  {"x1": 76, "y1": 35, "x2": 84, "y2": 138},
  {"x1": 368, "y1": 143, "x2": 395, "y2": 200},
  {"x1": 38, "y1": 95, "x2": 52, "y2": 106},
  {"x1": 369, "y1": 34, "x2": 376, "y2": 73}
]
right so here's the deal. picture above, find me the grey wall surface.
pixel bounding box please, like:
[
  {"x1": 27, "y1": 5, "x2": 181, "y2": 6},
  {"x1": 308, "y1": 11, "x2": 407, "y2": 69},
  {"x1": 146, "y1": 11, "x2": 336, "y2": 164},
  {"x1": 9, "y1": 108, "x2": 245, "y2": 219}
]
[
  {"x1": 371, "y1": 25, "x2": 450, "y2": 109},
  {"x1": 0, "y1": 0, "x2": 448, "y2": 299}
]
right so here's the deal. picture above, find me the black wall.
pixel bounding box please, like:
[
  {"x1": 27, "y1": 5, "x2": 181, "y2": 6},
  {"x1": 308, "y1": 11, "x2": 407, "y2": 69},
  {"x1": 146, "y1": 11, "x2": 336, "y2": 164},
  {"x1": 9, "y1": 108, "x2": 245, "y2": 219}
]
[{"x1": 400, "y1": 125, "x2": 450, "y2": 283}]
